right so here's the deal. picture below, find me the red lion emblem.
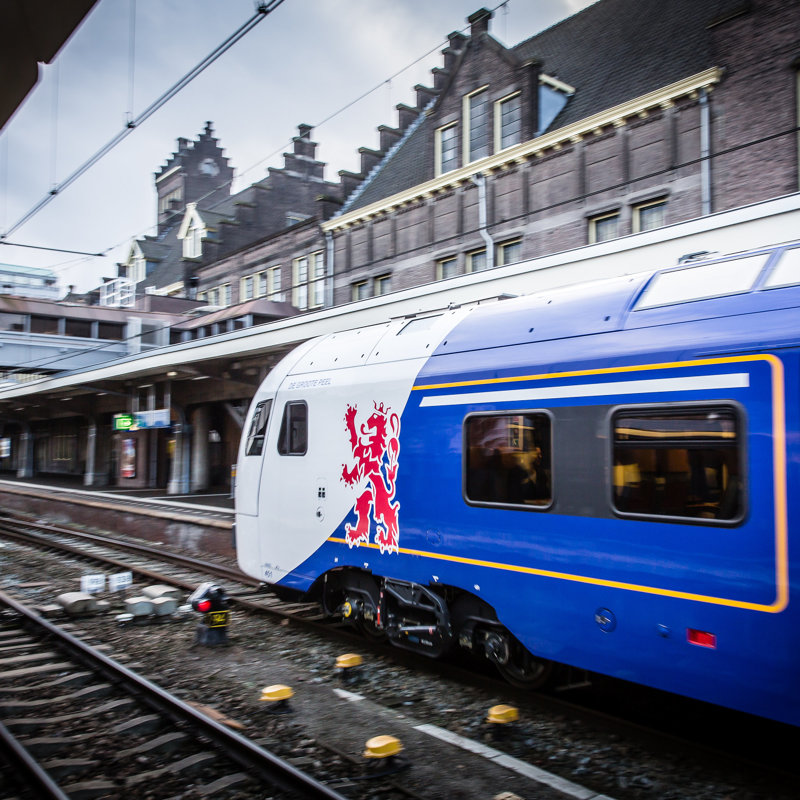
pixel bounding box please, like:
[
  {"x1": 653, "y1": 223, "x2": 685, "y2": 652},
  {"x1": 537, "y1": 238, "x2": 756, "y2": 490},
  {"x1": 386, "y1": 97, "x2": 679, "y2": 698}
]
[{"x1": 340, "y1": 402, "x2": 401, "y2": 554}]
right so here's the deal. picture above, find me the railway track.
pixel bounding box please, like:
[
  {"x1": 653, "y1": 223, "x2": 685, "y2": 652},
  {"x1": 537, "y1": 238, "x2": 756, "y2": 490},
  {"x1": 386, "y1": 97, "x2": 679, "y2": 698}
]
[
  {"x1": 1, "y1": 512, "x2": 798, "y2": 800},
  {"x1": 0, "y1": 513, "x2": 331, "y2": 625},
  {"x1": 0, "y1": 589, "x2": 349, "y2": 800}
]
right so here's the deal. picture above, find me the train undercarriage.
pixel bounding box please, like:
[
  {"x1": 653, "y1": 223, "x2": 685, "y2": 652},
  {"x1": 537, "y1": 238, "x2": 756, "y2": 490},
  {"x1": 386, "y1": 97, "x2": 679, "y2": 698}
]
[{"x1": 319, "y1": 568, "x2": 553, "y2": 688}]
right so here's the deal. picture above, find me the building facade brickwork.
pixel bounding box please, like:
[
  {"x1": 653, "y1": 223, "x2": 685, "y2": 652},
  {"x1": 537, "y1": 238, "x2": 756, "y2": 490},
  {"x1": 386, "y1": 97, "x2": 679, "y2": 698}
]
[{"x1": 119, "y1": 0, "x2": 798, "y2": 330}]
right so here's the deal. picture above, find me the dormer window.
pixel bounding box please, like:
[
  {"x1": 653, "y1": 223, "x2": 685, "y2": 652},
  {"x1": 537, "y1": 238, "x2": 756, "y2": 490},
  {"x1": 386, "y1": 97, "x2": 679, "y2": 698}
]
[
  {"x1": 131, "y1": 253, "x2": 146, "y2": 283},
  {"x1": 183, "y1": 219, "x2": 204, "y2": 258},
  {"x1": 435, "y1": 75, "x2": 575, "y2": 173},
  {"x1": 537, "y1": 75, "x2": 575, "y2": 136}
]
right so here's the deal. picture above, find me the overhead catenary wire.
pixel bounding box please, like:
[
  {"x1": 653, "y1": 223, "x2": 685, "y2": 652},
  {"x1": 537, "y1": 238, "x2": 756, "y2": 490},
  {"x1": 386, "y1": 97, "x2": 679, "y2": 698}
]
[
  {"x1": 0, "y1": 122, "x2": 797, "y2": 383},
  {"x1": 0, "y1": 0, "x2": 509, "y2": 271},
  {"x1": 126, "y1": 0, "x2": 137, "y2": 127},
  {"x1": 0, "y1": 0, "x2": 286, "y2": 241}
]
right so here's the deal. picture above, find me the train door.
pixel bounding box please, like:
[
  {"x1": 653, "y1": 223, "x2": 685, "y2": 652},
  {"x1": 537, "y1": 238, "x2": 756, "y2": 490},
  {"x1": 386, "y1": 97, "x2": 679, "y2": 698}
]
[{"x1": 237, "y1": 398, "x2": 273, "y2": 517}]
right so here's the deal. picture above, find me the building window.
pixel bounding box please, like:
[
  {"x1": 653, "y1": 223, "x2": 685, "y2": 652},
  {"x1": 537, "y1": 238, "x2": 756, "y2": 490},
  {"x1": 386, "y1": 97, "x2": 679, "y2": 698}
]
[
  {"x1": 464, "y1": 412, "x2": 552, "y2": 507},
  {"x1": 352, "y1": 280, "x2": 369, "y2": 301},
  {"x1": 0, "y1": 313, "x2": 25, "y2": 332},
  {"x1": 613, "y1": 406, "x2": 742, "y2": 522},
  {"x1": 589, "y1": 211, "x2": 620, "y2": 244},
  {"x1": 159, "y1": 187, "x2": 182, "y2": 216},
  {"x1": 311, "y1": 252, "x2": 325, "y2": 308},
  {"x1": 495, "y1": 92, "x2": 522, "y2": 151},
  {"x1": 497, "y1": 238, "x2": 522, "y2": 266},
  {"x1": 130, "y1": 253, "x2": 146, "y2": 284},
  {"x1": 436, "y1": 122, "x2": 459, "y2": 175},
  {"x1": 241, "y1": 275, "x2": 255, "y2": 301},
  {"x1": 268, "y1": 266, "x2": 282, "y2": 301},
  {"x1": 466, "y1": 249, "x2": 488, "y2": 273},
  {"x1": 30, "y1": 315, "x2": 59, "y2": 335},
  {"x1": 633, "y1": 199, "x2": 667, "y2": 233},
  {"x1": 292, "y1": 252, "x2": 324, "y2": 310},
  {"x1": 436, "y1": 256, "x2": 458, "y2": 280},
  {"x1": 464, "y1": 87, "x2": 490, "y2": 163},
  {"x1": 292, "y1": 257, "x2": 308, "y2": 309},
  {"x1": 100, "y1": 278, "x2": 135, "y2": 307},
  {"x1": 98, "y1": 322, "x2": 124, "y2": 340},
  {"x1": 278, "y1": 401, "x2": 308, "y2": 456},
  {"x1": 65, "y1": 319, "x2": 92, "y2": 338},
  {"x1": 183, "y1": 220, "x2": 204, "y2": 258},
  {"x1": 374, "y1": 274, "x2": 392, "y2": 295},
  {"x1": 204, "y1": 284, "x2": 231, "y2": 307}
]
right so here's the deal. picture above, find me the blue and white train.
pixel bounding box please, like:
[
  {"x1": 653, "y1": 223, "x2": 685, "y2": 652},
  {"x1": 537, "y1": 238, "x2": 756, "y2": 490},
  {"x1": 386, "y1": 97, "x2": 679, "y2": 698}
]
[{"x1": 236, "y1": 239, "x2": 800, "y2": 727}]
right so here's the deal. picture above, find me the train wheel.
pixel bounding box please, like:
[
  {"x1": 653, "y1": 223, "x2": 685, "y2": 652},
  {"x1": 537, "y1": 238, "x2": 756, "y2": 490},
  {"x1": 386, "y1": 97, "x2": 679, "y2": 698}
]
[
  {"x1": 356, "y1": 617, "x2": 387, "y2": 641},
  {"x1": 495, "y1": 641, "x2": 553, "y2": 689}
]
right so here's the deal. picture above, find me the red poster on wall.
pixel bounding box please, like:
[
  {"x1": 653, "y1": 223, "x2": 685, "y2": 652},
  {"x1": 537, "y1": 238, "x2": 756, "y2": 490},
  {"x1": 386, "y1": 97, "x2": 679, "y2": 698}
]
[{"x1": 121, "y1": 438, "x2": 136, "y2": 478}]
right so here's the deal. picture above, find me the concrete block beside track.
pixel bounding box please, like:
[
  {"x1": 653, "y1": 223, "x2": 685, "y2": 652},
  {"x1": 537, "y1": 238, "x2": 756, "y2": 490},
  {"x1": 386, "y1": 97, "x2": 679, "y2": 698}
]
[
  {"x1": 151, "y1": 596, "x2": 178, "y2": 616},
  {"x1": 56, "y1": 592, "x2": 97, "y2": 615},
  {"x1": 124, "y1": 597, "x2": 154, "y2": 616},
  {"x1": 142, "y1": 584, "x2": 182, "y2": 601}
]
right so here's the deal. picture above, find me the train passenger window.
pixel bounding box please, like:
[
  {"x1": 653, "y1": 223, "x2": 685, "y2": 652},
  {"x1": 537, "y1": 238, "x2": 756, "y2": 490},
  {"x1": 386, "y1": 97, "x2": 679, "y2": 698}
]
[
  {"x1": 612, "y1": 406, "x2": 742, "y2": 521},
  {"x1": 278, "y1": 401, "x2": 308, "y2": 456},
  {"x1": 245, "y1": 400, "x2": 272, "y2": 456},
  {"x1": 464, "y1": 413, "x2": 552, "y2": 507}
]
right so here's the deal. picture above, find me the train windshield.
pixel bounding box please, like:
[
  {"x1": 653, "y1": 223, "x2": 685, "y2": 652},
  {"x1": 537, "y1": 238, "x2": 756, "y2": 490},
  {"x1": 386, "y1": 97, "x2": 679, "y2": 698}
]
[{"x1": 245, "y1": 399, "x2": 272, "y2": 456}]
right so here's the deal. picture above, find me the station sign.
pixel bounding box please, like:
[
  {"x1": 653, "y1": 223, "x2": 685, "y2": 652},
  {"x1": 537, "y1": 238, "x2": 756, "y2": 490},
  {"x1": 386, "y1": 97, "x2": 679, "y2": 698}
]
[
  {"x1": 113, "y1": 413, "x2": 135, "y2": 431},
  {"x1": 113, "y1": 410, "x2": 171, "y2": 430},
  {"x1": 135, "y1": 409, "x2": 171, "y2": 429}
]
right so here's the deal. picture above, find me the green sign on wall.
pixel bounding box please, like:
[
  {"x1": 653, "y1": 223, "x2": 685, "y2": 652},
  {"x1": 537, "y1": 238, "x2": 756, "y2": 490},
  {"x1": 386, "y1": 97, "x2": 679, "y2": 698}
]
[{"x1": 113, "y1": 413, "x2": 135, "y2": 431}]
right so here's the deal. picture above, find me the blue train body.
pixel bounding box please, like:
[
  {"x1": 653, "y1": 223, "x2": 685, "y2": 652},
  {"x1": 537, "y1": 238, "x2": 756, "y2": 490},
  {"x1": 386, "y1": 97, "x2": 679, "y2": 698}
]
[{"x1": 236, "y1": 241, "x2": 800, "y2": 726}]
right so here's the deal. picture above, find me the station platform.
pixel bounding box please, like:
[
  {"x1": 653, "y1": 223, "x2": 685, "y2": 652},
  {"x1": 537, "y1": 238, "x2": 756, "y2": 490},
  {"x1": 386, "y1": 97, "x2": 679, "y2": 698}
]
[
  {"x1": 0, "y1": 474, "x2": 237, "y2": 558},
  {"x1": 0, "y1": 473, "x2": 235, "y2": 510}
]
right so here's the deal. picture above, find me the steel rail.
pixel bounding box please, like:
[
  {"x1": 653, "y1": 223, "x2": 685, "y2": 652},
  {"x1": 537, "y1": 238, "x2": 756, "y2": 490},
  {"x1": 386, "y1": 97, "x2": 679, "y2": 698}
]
[
  {"x1": 0, "y1": 513, "x2": 251, "y2": 585},
  {"x1": 0, "y1": 589, "x2": 349, "y2": 800},
  {"x1": 0, "y1": 720, "x2": 70, "y2": 800}
]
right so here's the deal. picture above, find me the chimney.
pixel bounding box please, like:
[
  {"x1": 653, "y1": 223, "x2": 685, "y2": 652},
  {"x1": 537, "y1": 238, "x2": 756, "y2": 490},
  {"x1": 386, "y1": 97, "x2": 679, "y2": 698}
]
[
  {"x1": 468, "y1": 8, "x2": 493, "y2": 37},
  {"x1": 293, "y1": 124, "x2": 316, "y2": 159}
]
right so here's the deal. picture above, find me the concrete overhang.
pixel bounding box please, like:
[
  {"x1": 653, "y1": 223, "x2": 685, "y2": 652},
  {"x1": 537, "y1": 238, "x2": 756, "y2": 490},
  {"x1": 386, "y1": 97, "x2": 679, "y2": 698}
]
[{"x1": 0, "y1": 192, "x2": 798, "y2": 406}]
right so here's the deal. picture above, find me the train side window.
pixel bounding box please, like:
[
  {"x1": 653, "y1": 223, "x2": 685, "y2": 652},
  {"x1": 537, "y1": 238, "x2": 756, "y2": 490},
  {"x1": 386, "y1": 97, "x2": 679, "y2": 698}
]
[
  {"x1": 464, "y1": 412, "x2": 552, "y2": 507},
  {"x1": 612, "y1": 406, "x2": 742, "y2": 521},
  {"x1": 245, "y1": 400, "x2": 272, "y2": 456},
  {"x1": 278, "y1": 401, "x2": 308, "y2": 455}
]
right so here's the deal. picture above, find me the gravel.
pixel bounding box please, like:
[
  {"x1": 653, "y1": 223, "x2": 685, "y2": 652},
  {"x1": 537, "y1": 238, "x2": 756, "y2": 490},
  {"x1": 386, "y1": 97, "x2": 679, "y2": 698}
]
[{"x1": 1, "y1": 535, "x2": 797, "y2": 800}]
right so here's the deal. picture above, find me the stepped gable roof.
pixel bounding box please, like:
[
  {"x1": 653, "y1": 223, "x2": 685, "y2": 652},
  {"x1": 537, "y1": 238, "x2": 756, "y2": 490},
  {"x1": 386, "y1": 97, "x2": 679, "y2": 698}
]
[
  {"x1": 341, "y1": 113, "x2": 432, "y2": 213},
  {"x1": 342, "y1": 0, "x2": 744, "y2": 215}
]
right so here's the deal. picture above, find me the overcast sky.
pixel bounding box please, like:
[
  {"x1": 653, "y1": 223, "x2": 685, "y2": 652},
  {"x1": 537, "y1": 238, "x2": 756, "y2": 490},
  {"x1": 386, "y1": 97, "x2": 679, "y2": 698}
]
[{"x1": 0, "y1": 0, "x2": 595, "y2": 293}]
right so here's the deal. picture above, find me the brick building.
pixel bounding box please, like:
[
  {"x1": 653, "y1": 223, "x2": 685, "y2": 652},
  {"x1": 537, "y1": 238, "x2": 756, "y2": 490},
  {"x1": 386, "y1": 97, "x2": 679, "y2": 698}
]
[{"x1": 123, "y1": 0, "x2": 800, "y2": 318}]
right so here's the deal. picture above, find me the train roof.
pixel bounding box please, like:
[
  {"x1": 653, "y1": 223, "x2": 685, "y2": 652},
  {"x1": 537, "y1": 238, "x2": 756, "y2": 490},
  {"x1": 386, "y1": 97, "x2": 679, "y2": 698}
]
[{"x1": 430, "y1": 242, "x2": 800, "y2": 357}]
